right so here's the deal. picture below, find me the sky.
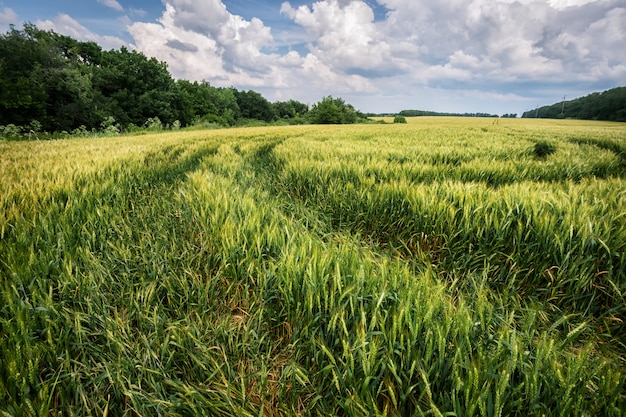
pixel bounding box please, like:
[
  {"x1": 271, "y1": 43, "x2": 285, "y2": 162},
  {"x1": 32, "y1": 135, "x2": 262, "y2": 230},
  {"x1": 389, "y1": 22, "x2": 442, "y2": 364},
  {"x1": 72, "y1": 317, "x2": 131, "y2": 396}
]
[{"x1": 1, "y1": 0, "x2": 625, "y2": 115}]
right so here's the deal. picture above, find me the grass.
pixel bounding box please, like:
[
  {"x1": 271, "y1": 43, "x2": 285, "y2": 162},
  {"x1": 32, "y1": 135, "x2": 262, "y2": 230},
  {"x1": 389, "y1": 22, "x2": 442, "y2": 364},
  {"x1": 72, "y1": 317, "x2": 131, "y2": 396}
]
[{"x1": 1, "y1": 118, "x2": 625, "y2": 415}]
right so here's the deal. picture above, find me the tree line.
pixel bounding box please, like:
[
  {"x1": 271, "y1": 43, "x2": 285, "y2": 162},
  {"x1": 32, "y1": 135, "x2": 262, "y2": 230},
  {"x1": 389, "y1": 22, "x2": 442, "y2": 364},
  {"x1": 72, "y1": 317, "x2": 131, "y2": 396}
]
[
  {"x1": 397, "y1": 110, "x2": 505, "y2": 118},
  {"x1": 522, "y1": 87, "x2": 626, "y2": 122},
  {"x1": 0, "y1": 24, "x2": 366, "y2": 139}
]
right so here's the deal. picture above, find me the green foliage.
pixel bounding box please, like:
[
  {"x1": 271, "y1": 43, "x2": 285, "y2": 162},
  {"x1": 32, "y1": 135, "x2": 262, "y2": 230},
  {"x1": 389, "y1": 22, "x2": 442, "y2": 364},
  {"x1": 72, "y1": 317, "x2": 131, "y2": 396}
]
[
  {"x1": 93, "y1": 46, "x2": 177, "y2": 128},
  {"x1": 400, "y1": 109, "x2": 499, "y2": 117},
  {"x1": 100, "y1": 115, "x2": 119, "y2": 135},
  {"x1": 273, "y1": 99, "x2": 309, "y2": 119},
  {"x1": 0, "y1": 25, "x2": 310, "y2": 136},
  {"x1": 0, "y1": 24, "x2": 53, "y2": 126},
  {"x1": 0, "y1": 124, "x2": 21, "y2": 140},
  {"x1": 393, "y1": 115, "x2": 407, "y2": 123},
  {"x1": 522, "y1": 86, "x2": 626, "y2": 121},
  {"x1": 0, "y1": 25, "x2": 368, "y2": 137},
  {"x1": 235, "y1": 89, "x2": 275, "y2": 122},
  {"x1": 143, "y1": 116, "x2": 163, "y2": 131},
  {"x1": 175, "y1": 80, "x2": 240, "y2": 127},
  {"x1": 309, "y1": 95, "x2": 359, "y2": 124},
  {"x1": 70, "y1": 124, "x2": 91, "y2": 137}
]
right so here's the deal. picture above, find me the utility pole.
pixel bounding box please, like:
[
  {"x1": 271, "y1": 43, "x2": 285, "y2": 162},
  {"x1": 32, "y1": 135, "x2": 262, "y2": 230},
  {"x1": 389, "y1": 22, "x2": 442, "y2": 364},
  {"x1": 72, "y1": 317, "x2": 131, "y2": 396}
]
[{"x1": 560, "y1": 95, "x2": 566, "y2": 116}]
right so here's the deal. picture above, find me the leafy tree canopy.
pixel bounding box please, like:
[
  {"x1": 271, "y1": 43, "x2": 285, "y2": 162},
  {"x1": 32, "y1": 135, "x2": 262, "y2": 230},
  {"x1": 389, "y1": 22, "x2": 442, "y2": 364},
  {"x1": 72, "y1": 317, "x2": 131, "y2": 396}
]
[
  {"x1": 235, "y1": 89, "x2": 275, "y2": 122},
  {"x1": 308, "y1": 96, "x2": 360, "y2": 124},
  {"x1": 522, "y1": 87, "x2": 626, "y2": 122},
  {"x1": 0, "y1": 24, "x2": 366, "y2": 136}
]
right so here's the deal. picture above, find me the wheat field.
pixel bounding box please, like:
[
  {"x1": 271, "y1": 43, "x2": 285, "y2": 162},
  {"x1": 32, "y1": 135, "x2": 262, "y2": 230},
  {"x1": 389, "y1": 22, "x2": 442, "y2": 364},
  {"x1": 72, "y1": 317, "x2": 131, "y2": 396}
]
[{"x1": 1, "y1": 118, "x2": 624, "y2": 416}]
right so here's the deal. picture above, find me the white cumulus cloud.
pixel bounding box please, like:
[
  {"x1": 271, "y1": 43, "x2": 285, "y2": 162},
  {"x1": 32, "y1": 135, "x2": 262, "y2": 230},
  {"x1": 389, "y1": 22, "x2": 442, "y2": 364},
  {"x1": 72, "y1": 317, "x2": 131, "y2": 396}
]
[
  {"x1": 35, "y1": 14, "x2": 128, "y2": 50},
  {"x1": 98, "y1": 0, "x2": 124, "y2": 12},
  {"x1": 127, "y1": 0, "x2": 377, "y2": 103},
  {"x1": 373, "y1": 0, "x2": 626, "y2": 86},
  {"x1": 0, "y1": 7, "x2": 18, "y2": 32},
  {"x1": 119, "y1": 0, "x2": 626, "y2": 113},
  {"x1": 280, "y1": 0, "x2": 403, "y2": 76}
]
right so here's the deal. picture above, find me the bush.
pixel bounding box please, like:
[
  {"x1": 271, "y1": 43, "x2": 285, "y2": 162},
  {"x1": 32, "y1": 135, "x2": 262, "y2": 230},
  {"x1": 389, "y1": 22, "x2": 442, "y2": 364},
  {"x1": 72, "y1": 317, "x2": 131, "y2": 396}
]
[
  {"x1": 0, "y1": 124, "x2": 22, "y2": 140},
  {"x1": 309, "y1": 96, "x2": 358, "y2": 124},
  {"x1": 71, "y1": 125, "x2": 90, "y2": 137},
  {"x1": 144, "y1": 117, "x2": 163, "y2": 131},
  {"x1": 101, "y1": 116, "x2": 120, "y2": 135},
  {"x1": 394, "y1": 115, "x2": 407, "y2": 124}
]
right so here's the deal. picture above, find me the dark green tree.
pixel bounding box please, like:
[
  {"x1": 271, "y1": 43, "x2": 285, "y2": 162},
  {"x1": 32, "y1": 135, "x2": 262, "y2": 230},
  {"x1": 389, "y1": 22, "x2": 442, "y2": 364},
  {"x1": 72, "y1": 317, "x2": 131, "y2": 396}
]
[
  {"x1": 0, "y1": 25, "x2": 108, "y2": 132},
  {"x1": 216, "y1": 88, "x2": 240, "y2": 125},
  {"x1": 273, "y1": 99, "x2": 309, "y2": 119},
  {"x1": 92, "y1": 47, "x2": 176, "y2": 127},
  {"x1": 0, "y1": 24, "x2": 380, "y2": 134},
  {"x1": 308, "y1": 96, "x2": 358, "y2": 124},
  {"x1": 0, "y1": 25, "x2": 51, "y2": 128},
  {"x1": 234, "y1": 89, "x2": 275, "y2": 122},
  {"x1": 174, "y1": 80, "x2": 241, "y2": 126},
  {"x1": 522, "y1": 87, "x2": 626, "y2": 122}
]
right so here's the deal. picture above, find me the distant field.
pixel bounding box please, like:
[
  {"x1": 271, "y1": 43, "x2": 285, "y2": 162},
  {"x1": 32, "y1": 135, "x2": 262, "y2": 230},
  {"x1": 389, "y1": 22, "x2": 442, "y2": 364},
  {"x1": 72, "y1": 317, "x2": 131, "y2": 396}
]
[{"x1": 1, "y1": 118, "x2": 625, "y2": 415}]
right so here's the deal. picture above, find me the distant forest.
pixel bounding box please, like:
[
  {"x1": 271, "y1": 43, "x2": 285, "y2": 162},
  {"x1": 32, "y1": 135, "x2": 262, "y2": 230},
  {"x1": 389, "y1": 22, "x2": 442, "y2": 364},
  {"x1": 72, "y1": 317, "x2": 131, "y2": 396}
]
[
  {"x1": 522, "y1": 87, "x2": 626, "y2": 122},
  {"x1": 397, "y1": 110, "x2": 515, "y2": 118},
  {"x1": 0, "y1": 24, "x2": 366, "y2": 138}
]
